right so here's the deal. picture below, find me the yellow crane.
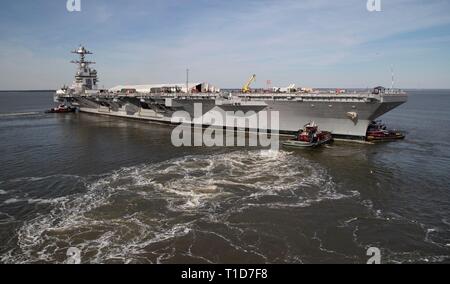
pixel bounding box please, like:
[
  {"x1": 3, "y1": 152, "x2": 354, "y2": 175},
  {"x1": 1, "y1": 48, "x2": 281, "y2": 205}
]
[{"x1": 242, "y1": 74, "x2": 256, "y2": 93}]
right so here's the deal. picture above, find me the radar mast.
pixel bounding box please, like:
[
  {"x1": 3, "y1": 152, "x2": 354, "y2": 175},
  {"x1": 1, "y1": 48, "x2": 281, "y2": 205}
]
[{"x1": 70, "y1": 45, "x2": 98, "y2": 92}]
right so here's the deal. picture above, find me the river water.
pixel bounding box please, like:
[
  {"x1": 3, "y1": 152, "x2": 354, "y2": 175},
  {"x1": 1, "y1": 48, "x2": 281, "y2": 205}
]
[{"x1": 0, "y1": 90, "x2": 449, "y2": 263}]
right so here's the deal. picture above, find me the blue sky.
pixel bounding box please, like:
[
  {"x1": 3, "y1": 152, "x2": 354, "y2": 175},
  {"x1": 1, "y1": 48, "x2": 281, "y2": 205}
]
[{"x1": 1, "y1": 0, "x2": 450, "y2": 89}]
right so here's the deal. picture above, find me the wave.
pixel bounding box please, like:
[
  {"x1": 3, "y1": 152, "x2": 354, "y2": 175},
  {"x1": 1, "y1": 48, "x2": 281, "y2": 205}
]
[
  {"x1": 7, "y1": 174, "x2": 83, "y2": 184},
  {"x1": 3, "y1": 197, "x2": 68, "y2": 205},
  {"x1": 0, "y1": 112, "x2": 41, "y2": 118},
  {"x1": 0, "y1": 212, "x2": 16, "y2": 225},
  {"x1": 1, "y1": 149, "x2": 356, "y2": 263},
  {"x1": 348, "y1": 199, "x2": 450, "y2": 263}
]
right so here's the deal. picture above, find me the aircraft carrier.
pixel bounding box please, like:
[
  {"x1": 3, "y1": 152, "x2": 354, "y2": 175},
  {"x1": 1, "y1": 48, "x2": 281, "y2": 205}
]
[{"x1": 54, "y1": 46, "x2": 408, "y2": 140}]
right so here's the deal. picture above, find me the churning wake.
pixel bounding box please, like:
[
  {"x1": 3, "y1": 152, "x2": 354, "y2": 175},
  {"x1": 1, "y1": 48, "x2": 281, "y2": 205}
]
[{"x1": 0, "y1": 150, "x2": 358, "y2": 263}]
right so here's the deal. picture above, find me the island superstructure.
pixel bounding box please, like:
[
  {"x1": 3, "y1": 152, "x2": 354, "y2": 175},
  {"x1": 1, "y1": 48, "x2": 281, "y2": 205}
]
[{"x1": 54, "y1": 46, "x2": 408, "y2": 140}]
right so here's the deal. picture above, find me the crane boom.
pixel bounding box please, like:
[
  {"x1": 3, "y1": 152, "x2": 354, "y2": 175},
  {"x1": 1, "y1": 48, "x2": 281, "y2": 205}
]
[{"x1": 242, "y1": 74, "x2": 256, "y2": 93}]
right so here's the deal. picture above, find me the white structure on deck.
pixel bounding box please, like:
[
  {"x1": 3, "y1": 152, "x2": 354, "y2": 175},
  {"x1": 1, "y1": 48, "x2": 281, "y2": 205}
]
[{"x1": 109, "y1": 82, "x2": 220, "y2": 94}]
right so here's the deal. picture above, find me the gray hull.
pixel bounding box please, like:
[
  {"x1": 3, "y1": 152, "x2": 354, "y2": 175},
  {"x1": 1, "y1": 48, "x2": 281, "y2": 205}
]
[
  {"x1": 63, "y1": 92, "x2": 407, "y2": 139},
  {"x1": 55, "y1": 46, "x2": 408, "y2": 140}
]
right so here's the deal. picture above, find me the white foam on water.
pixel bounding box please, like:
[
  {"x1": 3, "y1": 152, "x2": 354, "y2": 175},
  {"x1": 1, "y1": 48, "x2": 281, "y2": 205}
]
[
  {"x1": 2, "y1": 149, "x2": 355, "y2": 263},
  {"x1": 0, "y1": 190, "x2": 7, "y2": 195},
  {"x1": 26, "y1": 197, "x2": 68, "y2": 205},
  {"x1": 0, "y1": 112, "x2": 40, "y2": 117},
  {"x1": 311, "y1": 232, "x2": 354, "y2": 260},
  {"x1": 384, "y1": 250, "x2": 449, "y2": 264},
  {"x1": 339, "y1": 217, "x2": 358, "y2": 228},
  {"x1": 3, "y1": 198, "x2": 20, "y2": 204},
  {"x1": 2, "y1": 197, "x2": 68, "y2": 205},
  {"x1": 353, "y1": 199, "x2": 450, "y2": 263},
  {"x1": 8, "y1": 174, "x2": 82, "y2": 183},
  {"x1": 0, "y1": 212, "x2": 16, "y2": 225},
  {"x1": 423, "y1": 227, "x2": 446, "y2": 248}
]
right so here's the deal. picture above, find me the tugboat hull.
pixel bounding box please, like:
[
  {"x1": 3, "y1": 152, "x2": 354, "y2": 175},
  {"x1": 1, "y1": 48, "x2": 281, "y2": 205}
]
[
  {"x1": 46, "y1": 107, "x2": 76, "y2": 114},
  {"x1": 366, "y1": 131, "x2": 405, "y2": 141},
  {"x1": 282, "y1": 138, "x2": 332, "y2": 148}
]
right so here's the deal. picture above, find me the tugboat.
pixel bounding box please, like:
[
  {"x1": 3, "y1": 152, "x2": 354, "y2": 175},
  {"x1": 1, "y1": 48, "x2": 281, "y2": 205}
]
[
  {"x1": 283, "y1": 121, "x2": 333, "y2": 148},
  {"x1": 366, "y1": 120, "x2": 405, "y2": 141},
  {"x1": 46, "y1": 104, "x2": 77, "y2": 114}
]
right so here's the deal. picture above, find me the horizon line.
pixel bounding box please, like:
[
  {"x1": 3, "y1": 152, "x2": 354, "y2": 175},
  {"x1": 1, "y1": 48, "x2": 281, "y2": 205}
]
[{"x1": 2, "y1": 88, "x2": 450, "y2": 92}]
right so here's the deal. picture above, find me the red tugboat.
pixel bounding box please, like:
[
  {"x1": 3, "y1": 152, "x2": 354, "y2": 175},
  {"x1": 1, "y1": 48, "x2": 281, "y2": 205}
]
[
  {"x1": 283, "y1": 121, "x2": 333, "y2": 148},
  {"x1": 366, "y1": 120, "x2": 405, "y2": 141},
  {"x1": 46, "y1": 104, "x2": 76, "y2": 114}
]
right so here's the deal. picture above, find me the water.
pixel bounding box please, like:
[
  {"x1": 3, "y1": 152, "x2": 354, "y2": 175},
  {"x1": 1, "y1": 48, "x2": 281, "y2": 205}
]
[{"x1": 0, "y1": 90, "x2": 449, "y2": 263}]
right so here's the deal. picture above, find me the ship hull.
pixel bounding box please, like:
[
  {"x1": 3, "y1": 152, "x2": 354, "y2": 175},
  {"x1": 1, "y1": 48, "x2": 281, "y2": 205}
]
[
  {"x1": 63, "y1": 93, "x2": 407, "y2": 139},
  {"x1": 55, "y1": 46, "x2": 408, "y2": 141}
]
